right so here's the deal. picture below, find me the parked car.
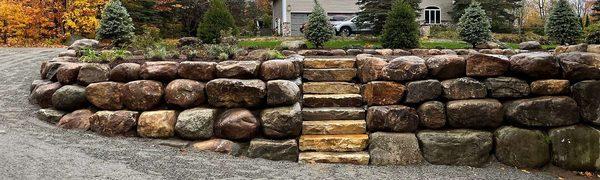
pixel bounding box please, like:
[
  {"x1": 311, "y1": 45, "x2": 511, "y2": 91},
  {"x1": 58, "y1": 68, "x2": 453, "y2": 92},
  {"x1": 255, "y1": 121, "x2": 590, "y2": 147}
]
[{"x1": 299, "y1": 16, "x2": 373, "y2": 37}]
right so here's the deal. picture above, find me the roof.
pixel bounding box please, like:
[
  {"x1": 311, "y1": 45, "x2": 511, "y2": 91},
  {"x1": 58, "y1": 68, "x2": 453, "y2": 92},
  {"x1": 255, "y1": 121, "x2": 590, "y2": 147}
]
[{"x1": 288, "y1": 0, "x2": 360, "y2": 13}]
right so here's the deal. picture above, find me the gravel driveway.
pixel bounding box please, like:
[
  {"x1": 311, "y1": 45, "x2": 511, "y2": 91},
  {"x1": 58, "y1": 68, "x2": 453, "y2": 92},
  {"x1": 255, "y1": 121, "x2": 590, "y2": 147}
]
[{"x1": 0, "y1": 48, "x2": 572, "y2": 179}]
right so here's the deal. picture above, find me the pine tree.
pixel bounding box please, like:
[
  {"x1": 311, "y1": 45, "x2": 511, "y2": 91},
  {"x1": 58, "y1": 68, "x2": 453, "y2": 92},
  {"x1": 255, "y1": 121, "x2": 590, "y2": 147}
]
[
  {"x1": 458, "y1": 2, "x2": 492, "y2": 46},
  {"x1": 304, "y1": 0, "x2": 334, "y2": 48},
  {"x1": 197, "y1": 0, "x2": 237, "y2": 44},
  {"x1": 355, "y1": 0, "x2": 421, "y2": 35},
  {"x1": 586, "y1": 23, "x2": 600, "y2": 44},
  {"x1": 381, "y1": 0, "x2": 420, "y2": 49},
  {"x1": 452, "y1": 0, "x2": 523, "y2": 33},
  {"x1": 545, "y1": 0, "x2": 582, "y2": 45},
  {"x1": 592, "y1": 0, "x2": 600, "y2": 21},
  {"x1": 96, "y1": 0, "x2": 135, "y2": 47}
]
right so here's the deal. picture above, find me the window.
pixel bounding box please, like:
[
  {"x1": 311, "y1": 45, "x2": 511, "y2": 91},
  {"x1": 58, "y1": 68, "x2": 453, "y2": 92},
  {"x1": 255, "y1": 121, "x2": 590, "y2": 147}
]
[{"x1": 424, "y1": 6, "x2": 441, "y2": 24}]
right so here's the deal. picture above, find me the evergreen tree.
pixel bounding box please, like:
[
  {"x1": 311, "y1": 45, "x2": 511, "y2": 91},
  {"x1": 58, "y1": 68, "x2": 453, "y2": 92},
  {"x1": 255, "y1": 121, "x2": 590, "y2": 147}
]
[
  {"x1": 586, "y1": 23, "x2": 600, "y2": 44},
  {"x1": 545, "y1": 0, "x2": 582, "y2": 45},
  {"x1": 355, "y1": 0, "x2": 421, "y2": 35},
  {"x1": 197, "y1": 0, "x2": 237, "y2": 44},
  {"x1": 96, "y1": 0, "x2": 135, "y2": 47},
  {"x1": 381, "y1": 0, "x2": 420, "y2": 49},
  {"x1": 452, "y1": 0, "x2": 522, "y2": 33},
  {"x1": 458, "y1": 2, "x2": 492, "y2": 46},
  {"x1": 304, "y1": 0, "x2": 334, "y2": 48},
  {"x1": 593, "y1": 0, "x2": 600, "y2": 21}
]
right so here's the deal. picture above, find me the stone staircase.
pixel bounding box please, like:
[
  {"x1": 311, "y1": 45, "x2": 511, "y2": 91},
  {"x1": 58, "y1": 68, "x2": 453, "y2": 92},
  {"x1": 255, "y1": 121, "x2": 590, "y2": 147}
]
[{"x1": 298, "y1": 58, "x2": 370, "y2": 165}]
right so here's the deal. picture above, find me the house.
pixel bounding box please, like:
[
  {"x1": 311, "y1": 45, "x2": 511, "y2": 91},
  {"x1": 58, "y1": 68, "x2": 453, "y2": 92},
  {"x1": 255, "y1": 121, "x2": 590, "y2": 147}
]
[{"x1": 272, "y1": 0, "x2": 454, "y2": 36}]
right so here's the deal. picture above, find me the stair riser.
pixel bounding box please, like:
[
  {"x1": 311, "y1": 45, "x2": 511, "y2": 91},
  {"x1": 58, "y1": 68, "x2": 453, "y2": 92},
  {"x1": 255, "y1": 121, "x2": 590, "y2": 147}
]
[
  {"x1": 303, "y1": 121, "x2": 366, "y2": 135},
  {"x1": 302, "y1": 95, "x2": 363, "y2": 108},
  {"x1": 302, "y1": 108, "x2": 366, "y2": 121},
  {"x1": 299, "y1": 134, "x2": 368, "y2": 152},
  {"x1": 299, "y1": 152, "x2": 370, "y2": 165},
  {"x1": 304, "y1": 59, "x2": 356, "y2": 69},
  {"x1": 303, "y1": 69, "x2": 357, "y2": 82},
  {"x1": 303, "y1": 82, "x2": 361, "y2": 94}
]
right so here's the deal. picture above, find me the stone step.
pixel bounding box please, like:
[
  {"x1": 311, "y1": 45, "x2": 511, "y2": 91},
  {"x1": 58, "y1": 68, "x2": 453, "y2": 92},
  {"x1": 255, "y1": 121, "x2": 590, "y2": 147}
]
[
  {"x1": 302, "y1": 107, "x2": 366, "y2": 120},
  {"x1": 302, "y1": 120, "x2": 366, "y2": 135},
  {"x1": 299, "y1": 134, "x2": 369, "y2": 152},
  {"x1": 303, "y1": 82, "x2": 361, "y2": 94},
  {"x1": 303, "y1": 69, "x2": 357, "y2": 82},
  {"x1": 303, "y1": 94, "x2": 363, "y2": 108},
  {"x1": 303, "y1": 58, "x2": 356, "y2": 69},
  {"x1": 298, "y1": 152, "x2": 370, "y2": 165}
]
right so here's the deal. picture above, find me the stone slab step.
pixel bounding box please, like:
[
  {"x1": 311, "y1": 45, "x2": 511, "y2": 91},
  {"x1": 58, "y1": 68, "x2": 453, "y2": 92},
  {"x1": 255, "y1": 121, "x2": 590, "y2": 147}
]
[
  {"x1": 299, "y1": 134, "x2": 369, "y2": 152},
  {"x1": 303, "y1": 58, "x2": 356, "y2": 69},
  {"x1": 302, "y1": 120, "x2": 366, "y2": 135},
  {"x1": 303, "y1": 82, "x2": 361, "y2": 94},
  {"x1": 302, "y1": 107, "x2": 366, "y2": 120},
  {"x1": 299, "y1": 152, "x2": 370, "y2": 165},
  {"x1": 303, "y1": 94, "x2": 363, "y2": 108},
  {"x1": 303, "y1": 69, "x2": 357, "y2": 82}
]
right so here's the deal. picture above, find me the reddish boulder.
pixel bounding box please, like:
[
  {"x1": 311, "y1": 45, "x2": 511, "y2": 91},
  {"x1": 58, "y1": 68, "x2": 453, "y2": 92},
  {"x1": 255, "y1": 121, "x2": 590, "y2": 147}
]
[
  {"x1": 165, "y1": 79, "x2": 205, "y2": 108},
  {"x1": 425, "y1": 55, "x2": 466, "y2": 79},
  {"x1": 90, "y1": 110, "x2": 139, "y2": 136},
  {"x1": 123, "y1": 80, "x2": 164, "y2": 111},
  {"x1": 77, "y1": 63, "x2": 110, "y2": 85},
  {"x1": 363, "y1": 81, "x2": 405, "y2": 106},
  {"x1": 177, "y1": 61, "x2": 217, "y2": 81},
  {"x1": 30, "y1": 82, "x2": 62, "y2": 108},
  {"x1": 214, "y1": 108, "x2": 260, "y2": 140},
  {"x1": 56, "y1": 63, "x2": 82, "y2": 84},
  {"x1": 86, "y1": 82, "x2": 125, "y2": 110},
  {"x1": 466, "y1": 54, "x2": 510, "y2": 77},
  {"x1": 260, "y1": 60, "x2": 298, "y2": 80},
  {"x1": 110, "y1": 63, "x2": 140, "y2": 82},
  {"x1": 57, "y1": 109, "x2": 94, "y2": 130},
  {"x1": 140, "y1": 61, "x2": 179, "y2": 81}
]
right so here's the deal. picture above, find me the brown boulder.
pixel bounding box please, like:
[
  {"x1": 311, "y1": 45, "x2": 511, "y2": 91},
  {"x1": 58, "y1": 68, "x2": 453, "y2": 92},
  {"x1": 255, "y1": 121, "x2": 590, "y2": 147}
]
[
  {"x1": 30, "y1": 82, "x2": 62, "y2": 108},
  {"x1": 383, "y1": 56, "x2": 428, "y2": 81},
  {"x1": 216, "y1": 60, "x2": 260, "y2": 78},
  {"x1": 572, "y1": 80, "x2": 600, "y2": 125},
  {"x1": 109, "y1": 63, "x2": 140, "y2": 82},
  {"x1": 57, "y1": 109, "x2": 94, "y2": 130},
  {"x1": 483, "y1": 77, "x2": 530, "y2": 98},
  {"x1": 140, "y1": 61, "x2": 179, "y2": 81},
  {"x1": 425, "y1": 55, "x2": 466, "y2": 79},
  {"x1": 165, "y1": 79, "x2": 205, "y2": 108},
  {"x1": 260, "y1": 60, "x2": 298, "y2": 80},
  {"x1": 417, "y1": 101, "x2": 446, "y2": 129},
  {"x1": 404, "y1": 80, "x2": 442, "y2": 104},
  {"x1": 441, "y1": 77, "x2": 487, "y2": 100},
  {"x1": 206, "y1": 79, "x2": 266, "y2": 108},
  {"x1": 466, "y1": 54, "x2": 510, "y2": 77},
  {"x1": 531, "y1": 79, "x2": 570, "y2": 95},
  {"x1": 363, "y1": 81, "x2": 405, "y2": 106},
  {"x1": 90, "y1": 110, "x2": 139, "y2": 136},
  {"x1": 85, "y1": 82, "x2": 125, "y2": 110},
  {"x1": 56, "y1": 63, "x2": 82, "y2": 84},
  {"x1": 191, "y1": 139, "x2": 242, "y2": 156},
  {"x1": 214, "y1": 108, "x2": 260, "y2": 140},
  {"x1": 504, "y1": 96, "x2": 580, "y2": 127},
  {"x1": 557, "y1": 52, "x2": 600, "y2": 81},
  {"x1": 137, "y1": 110, "x2": 177, "y2": 138},
  {"x1": 446, "y1": 99, "x2": 503, "y2": 128},
  {"x1": 509, "y1": 52, "x2": 561, "y2": 79},
  {"x1": 77, "y1": 63, "x2": 110, "y2": 85},
  {"x1": 357, "y1": 57, "x2": 387, "y2": 83},
  {"x1": 266, "y1": 80, "x2": 300, "y2": 106},
  {"x1": 123, "y1": 80, "x2": 164, "y2": 111},
  {"x1": 177, "y1": 61, "x2": 217, "y2": 81},
  {"x1": 367, "y1": 105, "x2": 419, "y2": 133}
]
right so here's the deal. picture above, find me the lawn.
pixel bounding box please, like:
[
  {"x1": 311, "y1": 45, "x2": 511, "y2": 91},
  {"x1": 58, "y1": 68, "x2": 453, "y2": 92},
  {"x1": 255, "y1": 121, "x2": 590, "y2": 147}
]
[{"x1": 239, "y1": 38, "x2": 474, "y2": 50}]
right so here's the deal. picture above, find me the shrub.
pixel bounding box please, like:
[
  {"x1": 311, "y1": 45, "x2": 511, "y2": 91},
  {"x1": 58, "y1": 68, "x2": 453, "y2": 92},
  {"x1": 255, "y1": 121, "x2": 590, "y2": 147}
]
[
  {"x1": 130, "y1": 25, "x2": 161, "y2": 51},
  {"x1": 586, "y1": 23, "x2": 600, "y2": 44},
  {"x1": 144, "y1": 43, "x2": 178, "y2": 60},
  {"x1": 458, "y1": 2, "x2": 492, "y2": 46},
  {"x1": 197, "y1": 0, "x2": 237, "y2": 44},
  {"x1": 79, "y1": 49, "x2": 102, "y2": 63},
  {"x1": 430, "y1": 25, "x2": 460, "y2": 40},
  {"x1": 380, "y1": 0, "x2": 420, "y2": 49},
  {"x1": 545, "y1": 0, "x2": 582, "y2": 45},
  {"x1": 304, "y1": 0, "x2": 335, "y2": 48},
  {"x1": 96, "y1": 0, "x2": 135, "y2": 47},
  {"x1": 204, "y1": 44, "x2": 242, "y2": 60}
]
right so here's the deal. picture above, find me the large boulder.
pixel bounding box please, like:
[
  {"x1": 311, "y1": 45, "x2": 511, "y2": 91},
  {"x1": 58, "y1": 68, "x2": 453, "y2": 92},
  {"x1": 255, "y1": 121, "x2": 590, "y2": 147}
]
[
  {"x1": 366, "y1": 105, "x2": 419, "y2": 132},
  {"x1": 280, "y1": 40, "x2": 306, "y2": 50},
  {"x1": 509, "y1": 52, "x2": 562, "y2": 79},
  {"x1": 30, "y1": 82, "x2": 62, "y2": 108},
  {"x1": 51, "y1": 85, "x2": 88, "y2": 111},
  {"x1": 35, "y1": 108, "x2": 65, "y2": 124},
  {"x1": 260, "y1": 103, "x2": 302, "y2": 138},
  {"x1": 519, "y1": 41, "x2": 542, "y2": 50},
  {"x1": 123, "y1": 80, "x2": 164, "y2": 111},
  {"x1": 41, "y1": 61, "x2": 69, "y2": 81},
  {"x1": 77, "y1": 63, "x2": 110, "y2": 85},
  {"x1": 247, "y1": 139, "x2": 298, "y2": 161},
  {"x1": 530, "y1": 79, "x2": 570, "y2": 95},
  {"x1": 425, "y1": 55, "x2": 466, "y2": 79},
  {"x1": 175, "y1": 108, "x2": 217, "y2": 140},
  {"x1": 140, "y1": 61, "x2": 179, "y2": 81},
  {"x1": 417, "y1": 130, "x2": 493, "y2": 167},
  {"x1": 216, "y1": 61, "x2": 260, "y2": 79},
  {"x1": 483, "y1": 77, "x2": 530, "y2": 98},
  {"x1": 137, "y1": 110, "x2": 177, "y2": 138},
  {"x1": 165, "y1": 79, "x2": 205, "y2": 108},
  {"x1": 266, "y1": 80, "x2": 300, "y2": 106},
  {"x1": 109, "y1": 63, "x2": 140, "y2": 82},
  {"x1": 357, "y1": 57, "x2": 387, "y2": 83},
  {"x1": 56, "y1": 63, "x2": 82, "y2": 85},
  {"x1": 85, "y1": 82, "x2": 125, "y2": 110},
  {"x1": 90, "y1": 110, "x2": 139, "y2": 136},
  {"x1": 549, "y1": 125, "x2": 600, "y2": 171},
  {"x1": 206, "y1": 79, "x2": 266, "y2": 108},
  {"x1": 466, "y1": 54, "x2": 510, "y2": 77},
  {"x1": 504, "y1": 96, "x2": 580, "y2": 127},
  {"x1": 57, "y1": 109, "x2": 93, "y2": 130},
  {"x1": 383, "y1": 56, "x2": 428, "y2": 81},
  {"x1": 441, "y1": 77, "x2": 487, "y2": 100},
  {"x1": 260, "y1": 60, "x2": 298, "y2": 80},
  {"x1": 363, "y1": 81, "x2": 405, "y2": 106},
  {"x1": 571, "y1": 80, "x2": 600, "y2": 125},
  {"x1": 495, "y1": 126, "x2": 550, "y2": 168},
  {"x1": 405, "y1": 80, "x2": 442, "y2": 104},
  {"x1": 557, "y1": 52, "x2": 600, "y2": 81},
  {"x1": 417, "y1": 101, "x2": 446, "y2": 129},
  {"x1": 446, "y1": 99, "x2": 503, "y2": 128},
  {"x1": 369, "y1": 132, "x2": 423, "y2": 165},
  {"x1": 177, "y1": 61, "x2": 216, "y2": 81},
  {"x1": 554, "y1": 44, "x2": 588, "y2": 54},
  {"x1": 214, "y1": 108, "x2": 260, "y2": 140},
  {"x1": 68, "y1": 39, "x2": 99, "y2": 50},
  {"x1": 190, "y1": 139, "x2": 242, "y2": 156}
]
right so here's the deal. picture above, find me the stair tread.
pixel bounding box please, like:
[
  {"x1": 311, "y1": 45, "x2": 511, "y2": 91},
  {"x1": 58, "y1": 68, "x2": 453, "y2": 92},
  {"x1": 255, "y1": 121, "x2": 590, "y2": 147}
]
[
  {"x1": 299, "y1": 134, "x2": 369, "y2": 152},
  {"x1": 299, "y1": 151, "x2": 370, "y2": 165}
]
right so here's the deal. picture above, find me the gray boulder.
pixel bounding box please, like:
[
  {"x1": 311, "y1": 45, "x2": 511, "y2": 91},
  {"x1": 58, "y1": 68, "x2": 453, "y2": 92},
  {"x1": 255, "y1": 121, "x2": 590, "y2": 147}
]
[
  {"x1": 405, "y1": 80, "x2": 442, "y2": 104},
  {"x1": 280, "y1": 40, "x2": 307, "y2": 50},
  {"x1": 206, "y1": 79, "x2": 266, "y2": 108},
  {"x1": 175, "y1": 108, "x2": 218, "y2": 140},
  {"x1": 417, "y1": 130, "x2": 493, "y2": 167},
  {"x1": 504, "y1": 96, "x2": 579, "y2": 127},
  {"x1": 510, "y1": 52, "x2": 561, "y2": 79},
  {"x1": 571, "y1": 80, "x2": 600, "y2": 125},
  {"x1": 441, "y1": 77, "x2": 487, "y2": 100},
  {"x1": 495, "y1": 126, "x2": 550, "y2": 168},
  {"x1": 446, "y1": 99, "x2": 503, "y2": 128},
  {"x1": 519, "y1": 41, "x2": 542, "y2": 50},
  {"x1": 557, "y1": 52, "x2": 600, "y2": 81},
  {"x1": 549, "y1": 125, "x2": 600, "y2": 171},
  {"x1": 77, "y1": 63, "x2": 110, "y2": 86},
  {"x1": 247, "y1": 139, "x2": 298, "y2": 161},
  {"x1": 51, "y1": 85, "x2": 88, "y2": 111},
  {"x1": 35, "y1": 108, "x2": 66, "y2": 124},
  {"x1": 260, "y1": 103, "x2": 302, "y2": 138},
  {"x1": 484, "y1": 77, "x2": 530, "y2": 98},
  {"x1": 266, "y1": 80, "x2": 300, "y2": 106},
  {"x1": 369, "y1": 132, "x2": 423, "y2": 165},
  {"x1": 68, "y1": 39, "x2": 99, "y2": 50}
]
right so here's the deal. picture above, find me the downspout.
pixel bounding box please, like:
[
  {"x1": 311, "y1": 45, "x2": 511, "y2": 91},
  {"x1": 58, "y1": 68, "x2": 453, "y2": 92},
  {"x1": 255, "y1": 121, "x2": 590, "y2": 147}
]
[{"x1": 282, "y1": 0, "x2": 288, "y2": 36}]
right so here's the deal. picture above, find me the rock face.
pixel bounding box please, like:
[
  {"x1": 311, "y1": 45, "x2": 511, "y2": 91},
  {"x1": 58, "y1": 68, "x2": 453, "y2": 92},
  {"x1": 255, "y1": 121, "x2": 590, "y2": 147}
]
[
  {"x1": 177, "y1": 61, "x2": 216, "y2": 81},
  {"x1": 260, "y1": 60, "x2": 298, "y2": 80},
  {"x1": 165, "y1": 79, "x2": 205, "y2": 108},
  {"x1": 260, "y1": 103, "x2": 302, "y2": 138},
  {"x1": 303, "y1": 82, "x2": 360, "y2": 94},
  {"x1": 466, "y1": 54, "x2": 510, "y2": 77},
  {"x1": 357, "y1": 57, "x2": 387, "y2": 83},
  {"x1": 495, "y1": 126, "x2": 550, "y2": 168},
  {"x1": 441, "y1": 77, "x2": 487, "y2": 100},
  {"x1": 35, "y1": 108, "x2": 66, "y2": 124},
  {"x1": 175, "y1": 108, "x2": 217, "y2": 140},
  {"x1": 68, "y1": 39, "x2": 99, "y2": 50},
  {"x1": 549, "y1": 125, "x2": 600, "y2": 171},
  {"x1": 557, "y1": 52, "x2": 600, "y2": 81},
  {"x1": 57, "y1": 109, "x2": 93, "y2": 130},
  {"x1": 530, "y1": 79, "x2": 570, "y2": 95},
  {"x1": 216, "y1": 61, "x2": 260, "y2": 78},
  {"x1": 214, "y1": 108, "x2": 259, "y2": 140},
  {"x1": 300, "y1": 134, "x2": 368, "y2": 152},
  {"x1": 248, "y1": 139, "x2": 298, "y2": 161},
  {"x1": 383, "y1": 56, "x2": 428, "y2": 81},
  {"x1": 137, "y1": 110, "x2": 177, "y2": 138},
  {"x1": 266, "y1": 80, "x2": 300, "y2": 106},
  {"x1": 123, "y1": 80, "x2": 164, "y2": 111},
  {"x1": 140, "y1": 61, "x2": 179, "y2": 81},
  {"x1": 51, "y1": 85, "x2": 87, "y2": 111},
  {"x1": 425, "y1": 55, "x2": 466, "y2": 79},
  {"x1": 90, "y1": 110, "x2": 139, "y2": 136},
  {"x1": 519, "y1": 41, "x2": 542, "y2": 50},
  {"x1": 509, "y1": 52, "x2": 561, "y2": 79},
  {"x1": 504, "y1": 96, "x2": 580, "y2": 127},
  {"x1": 206, "y1": 79, "x2": 266, "y2": 108},
  {"x1": 405, "y1": 80, "x2": 442, "y2": 104},
  {"x1": 191, "y1": 139, "x2": 242, "y2": 156},
  {"x1": 571, "y1": 80, "x2": 600, "y2": 125},
  {"x1": 417, "y1": 101, "x2": 446, "y2": 129},
  {"x1": 30, "y1": 82, "x2": 62, "y2": 108},
  {"x1": 362, "y1": 81, "x2": 405, "y2": 106},
  {"x1": 85, "y1": 82, "x2": 125, "y2": 110},
  {"x1": 484, "y1": 77, "x2": 530, "y2": 98},
  {"x1": 417, "y1": 130, "x2": 493, "y2": 167},
  {"x1": 77, "y1": 64, "x2": 110, "y2": 85},
  {"x1": 369, "y1": 132, "x2": 423, "y2": 165},
  {"x1": 110, "y1": 63, "x2": 140, "y2": 82},
  {"x1": 366, "y1": 105, "x2": 419, "y2": 132},
  {"x1": 446, "y1": 99, "x2": 503, "y2": 128},
  {"x1": 57, "y1": 63, "x2": 82, "y2": 84}
]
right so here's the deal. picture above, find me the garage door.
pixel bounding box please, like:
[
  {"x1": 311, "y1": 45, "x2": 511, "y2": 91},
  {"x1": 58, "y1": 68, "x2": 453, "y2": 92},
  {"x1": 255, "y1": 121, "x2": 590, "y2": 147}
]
[{"x1": 291, "y1": 13, "x2": 309, "y2": 36}]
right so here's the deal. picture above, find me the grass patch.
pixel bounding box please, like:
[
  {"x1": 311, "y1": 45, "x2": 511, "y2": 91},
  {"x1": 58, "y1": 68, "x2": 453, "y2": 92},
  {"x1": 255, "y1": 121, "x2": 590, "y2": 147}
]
[
  {"x1": 504, "y1": 43, "x2": 557, "y2": 50},
  {"x1": 238, "y1": 40, "x2": 281, "y2": 49},
  {"x1": 420, "y1": 40, "x2": 471, "y2": 49}
]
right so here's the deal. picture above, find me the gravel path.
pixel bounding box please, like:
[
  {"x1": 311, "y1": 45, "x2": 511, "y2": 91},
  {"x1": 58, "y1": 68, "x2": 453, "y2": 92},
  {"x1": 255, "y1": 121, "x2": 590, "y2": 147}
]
[{"x1": 0, "y1": 48, "x2": 570, "y2": 179}]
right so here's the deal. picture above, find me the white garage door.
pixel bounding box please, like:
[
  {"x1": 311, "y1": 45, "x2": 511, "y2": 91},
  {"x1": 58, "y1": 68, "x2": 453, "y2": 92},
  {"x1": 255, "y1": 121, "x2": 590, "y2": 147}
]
[{"x1": 291, "y1": 13, "x2": 309, "y2": 36}]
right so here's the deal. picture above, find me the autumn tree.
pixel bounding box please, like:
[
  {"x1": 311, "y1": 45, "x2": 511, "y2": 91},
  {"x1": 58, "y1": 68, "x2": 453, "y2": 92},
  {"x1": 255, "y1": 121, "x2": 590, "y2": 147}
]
[{"x1": 63, "y1": 0, "x2": 108, "y2": 38}]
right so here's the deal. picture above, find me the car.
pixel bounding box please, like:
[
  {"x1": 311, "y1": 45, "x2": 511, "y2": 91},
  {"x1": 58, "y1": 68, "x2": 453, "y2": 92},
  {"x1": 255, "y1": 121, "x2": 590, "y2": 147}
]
[{"x1": 300, "y1": 16, "x2": 373, "y2": 37}]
